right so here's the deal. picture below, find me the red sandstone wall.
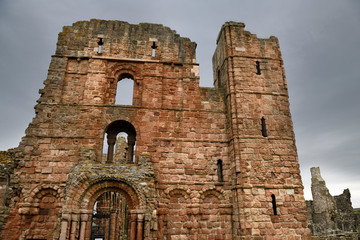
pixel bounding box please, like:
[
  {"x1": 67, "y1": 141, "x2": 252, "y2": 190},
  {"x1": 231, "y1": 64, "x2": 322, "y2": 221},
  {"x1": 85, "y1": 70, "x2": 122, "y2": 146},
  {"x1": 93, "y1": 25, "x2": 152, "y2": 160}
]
[
  {"x1": 2, "y1": 20, "x2": 233, "y2": 240},
  {"x1": 2, "y1": 20, "x2": 310, "y2": 240},
  {"x1": 213, "y1": 22, "x2": 311, "y2": 239}
]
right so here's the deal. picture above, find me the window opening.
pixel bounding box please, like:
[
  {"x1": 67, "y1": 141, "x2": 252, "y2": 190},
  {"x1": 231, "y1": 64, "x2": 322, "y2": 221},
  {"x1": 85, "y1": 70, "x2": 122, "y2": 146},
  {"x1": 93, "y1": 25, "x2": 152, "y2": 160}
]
[
  {"x1": 151, "y1": 41, "x2": 157, "y2": 57},
  {"x1": 97, "y1": 37, "x2": 104, "y2": 54},
  {"x1": 103, "y1": 120, "x2": 136, "y2": 164},
  {"x1": 102, "y1": 133, "x2": 109, "y2": 162},
  {"x1": 91, "y1": 191, "x2": 129, "y2": 240},
  {"x1": 256, "y1": 61, "x2": 261, "y2": 75},
  {"x1": 271, "y1": 194, "x2": 278, "y2": 215},
  {"x1": 217, "y1": 159, "x2": 224, "y2": 182},
  {"x1": 115, "y1": 78, "x2": 134, "y2": 105},
  {"x1": 261, "y1": 117, "x2": 267, "y2": 137},
  {"x1": 103, "y1": 133, "x2": 135, "y2": 164},
  {"x1": 115, "y1": 133, "x2": 129, "y2": 163}
]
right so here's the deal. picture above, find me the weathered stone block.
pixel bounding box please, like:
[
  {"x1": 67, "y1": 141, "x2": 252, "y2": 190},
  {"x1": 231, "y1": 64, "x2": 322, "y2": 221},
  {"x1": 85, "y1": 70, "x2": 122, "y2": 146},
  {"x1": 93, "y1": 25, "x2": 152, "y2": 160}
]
[{"x1": 306, "y1": 167, "x2": 359, "y2": 238}]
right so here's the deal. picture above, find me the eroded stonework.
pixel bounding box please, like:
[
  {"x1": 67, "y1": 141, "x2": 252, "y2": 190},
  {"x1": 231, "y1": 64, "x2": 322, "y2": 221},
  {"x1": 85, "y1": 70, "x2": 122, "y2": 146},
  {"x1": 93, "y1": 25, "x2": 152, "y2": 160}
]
[
  {"x1": 306, "y1": 167, "x2": 359, "y2": 239},
  {"x1": 1, "y1": 20, "x2": 311, "y2": 239}
]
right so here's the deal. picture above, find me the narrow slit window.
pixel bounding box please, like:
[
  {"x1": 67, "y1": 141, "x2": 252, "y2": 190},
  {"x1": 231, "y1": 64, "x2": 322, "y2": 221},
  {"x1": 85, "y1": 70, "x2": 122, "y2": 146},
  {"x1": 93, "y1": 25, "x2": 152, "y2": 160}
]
[
  {"x1": 261, "y1": 117, "x2": 267, "y2": 137},
  {"x1": 271, "y1": 194, "x2": 278, "y2": 215},
  {"x1": 217, "y1": 159, "x2": 224, "y2": 182},
  {"x1": 151, "y1": 42, "x2": 157, "y2": 57},
  {"x1": 256, "y1": 61, "x2": 261, "y2": 75}
]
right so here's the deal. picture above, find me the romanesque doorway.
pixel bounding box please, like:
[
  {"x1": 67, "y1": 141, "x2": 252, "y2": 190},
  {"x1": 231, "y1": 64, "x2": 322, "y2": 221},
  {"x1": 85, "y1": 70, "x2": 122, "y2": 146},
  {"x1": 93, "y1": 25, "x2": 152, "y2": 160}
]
[
  {"x1": 59, "y1": 180, "x2": 144, "y2": 240},
  {"x1": 91, "y1": 191, "x2": 129, "y2": 240}
]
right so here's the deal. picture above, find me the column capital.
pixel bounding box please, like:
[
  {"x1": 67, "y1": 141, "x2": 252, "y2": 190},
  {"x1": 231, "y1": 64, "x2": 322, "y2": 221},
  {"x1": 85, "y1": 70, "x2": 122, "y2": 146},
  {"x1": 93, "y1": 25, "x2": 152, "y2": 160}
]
[{"x1": 137, "y1": 213, "x2": 144, "y2": 221}]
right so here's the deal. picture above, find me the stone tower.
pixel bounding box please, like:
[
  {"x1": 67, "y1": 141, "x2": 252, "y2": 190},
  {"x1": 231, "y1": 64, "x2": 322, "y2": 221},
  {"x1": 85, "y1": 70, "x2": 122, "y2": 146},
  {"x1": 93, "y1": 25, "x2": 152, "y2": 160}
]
[
  {"x1": 212, "y1": 22, "x2": 311, "y2": 238},
  {"x1": 1, "y1": 20, "x2": 311, "y2": 239}
]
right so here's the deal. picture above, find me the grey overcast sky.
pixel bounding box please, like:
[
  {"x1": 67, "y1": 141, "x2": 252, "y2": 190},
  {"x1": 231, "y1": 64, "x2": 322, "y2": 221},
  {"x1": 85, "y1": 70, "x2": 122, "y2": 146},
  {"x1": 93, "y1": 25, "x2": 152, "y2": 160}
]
[{"x1": 0, "y1": 0, "x2": 359, "y2": 207}]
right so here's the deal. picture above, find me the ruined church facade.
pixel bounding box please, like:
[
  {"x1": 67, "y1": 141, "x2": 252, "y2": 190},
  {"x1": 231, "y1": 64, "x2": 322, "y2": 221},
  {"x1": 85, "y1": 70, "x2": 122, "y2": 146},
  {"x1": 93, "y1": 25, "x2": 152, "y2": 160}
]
[{"x1": 1, "y1": 20, "x2": 311, "y2": 239}]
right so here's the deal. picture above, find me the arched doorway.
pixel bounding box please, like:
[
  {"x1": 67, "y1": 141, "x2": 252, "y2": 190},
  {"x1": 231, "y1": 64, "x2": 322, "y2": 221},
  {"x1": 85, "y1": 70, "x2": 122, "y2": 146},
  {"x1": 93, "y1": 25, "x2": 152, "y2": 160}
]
[
  {"x1": 60, "y1": 180, "x2": 145, "y2": 240},
  {"x1": 90, "y1": 191, "x2": 129, "y2": 240},
  {"x1": 86, "y1": 184, "x2": 144, "y2": 240}
]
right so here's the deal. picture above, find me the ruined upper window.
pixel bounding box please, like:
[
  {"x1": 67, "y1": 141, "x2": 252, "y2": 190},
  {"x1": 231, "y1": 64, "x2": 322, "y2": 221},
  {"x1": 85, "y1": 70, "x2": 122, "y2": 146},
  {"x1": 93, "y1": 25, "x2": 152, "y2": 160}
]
[
  {"x1": 115, "y1": 73, "x2": 134, "y2": 105},
  {"x1": 102, "y1": 120, "x2": 136, "y2": 164}
]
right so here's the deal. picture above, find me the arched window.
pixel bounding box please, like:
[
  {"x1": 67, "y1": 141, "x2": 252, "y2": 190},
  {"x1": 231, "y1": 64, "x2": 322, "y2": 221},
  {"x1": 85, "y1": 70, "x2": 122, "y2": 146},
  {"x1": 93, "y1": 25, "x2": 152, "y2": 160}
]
[
  {"x1": 103, "y1": 120, "x2": 136, "y2": 164},
  {"x1": 115, "y1": 73, "x2": 134, "y2": 105}
]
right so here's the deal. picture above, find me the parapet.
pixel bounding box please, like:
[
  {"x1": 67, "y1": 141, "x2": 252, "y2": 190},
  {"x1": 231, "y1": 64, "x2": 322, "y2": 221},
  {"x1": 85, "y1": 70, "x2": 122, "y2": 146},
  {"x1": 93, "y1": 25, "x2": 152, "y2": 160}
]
[
  {"x1": 214, "y1": 21, "x2": 282, "y2": 61},
  {"x1": 56, "y1": 19, "x2": 197, "y2": 64}
]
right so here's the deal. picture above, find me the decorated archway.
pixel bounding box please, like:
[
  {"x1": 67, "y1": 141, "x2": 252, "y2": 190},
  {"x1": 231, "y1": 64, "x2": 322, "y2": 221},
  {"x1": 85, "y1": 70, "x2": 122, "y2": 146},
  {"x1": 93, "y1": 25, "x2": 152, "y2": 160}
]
[{"x1": 59, "y1": 180, "x2": 146, "y2": 240}]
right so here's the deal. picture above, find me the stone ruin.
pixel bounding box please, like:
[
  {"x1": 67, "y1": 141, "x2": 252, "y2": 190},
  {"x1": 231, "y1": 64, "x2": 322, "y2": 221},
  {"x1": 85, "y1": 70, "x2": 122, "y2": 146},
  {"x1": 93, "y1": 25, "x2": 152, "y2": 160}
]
[
  {"x1": 0, "y1": 20, "x2": 312, "y2": 239},
  {"x1": 306, "y1": 167, "x2": 360, "y2": 239}
]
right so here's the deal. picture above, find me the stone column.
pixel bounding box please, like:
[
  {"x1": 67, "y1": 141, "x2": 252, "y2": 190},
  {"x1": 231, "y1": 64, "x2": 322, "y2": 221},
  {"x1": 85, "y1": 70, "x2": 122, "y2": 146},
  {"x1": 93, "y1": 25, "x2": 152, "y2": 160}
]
[
  {"x1": 79, "y1": 213, "x2": 89, "y2": 240},
  {"x1": 127, "y1": 136, "x2": 135, "y2": 164},
  {"x1": 59, "y1": 213, "x2": 71, "y2": 240},
  {"x1": 70, "y1": 213, "x2": 80, "y2": 240},
  {"x1": 157, "y1": 214, "x2": 164, "y2": 239},
  {"x1": 128, "y1": 211, "x2": 137, "y2": 240},
  {"x1": 136, "y1": 213, "x2": 144, "y2": 240},
  {"x1": 107, "y1": 135, "x2": 116, "y2": 163},
  {"x1": 110, "y1": 211, "x2": 116, "y2": 240},
  {"x1": 59, "y1": 220, "x2": 69, "y2": 240},
  {"x1": 84, "y1": 217, "x2": 93, "y2": 240},
  {"x1": 59, "y1": 220, "x2": 68, "y2": 240}
]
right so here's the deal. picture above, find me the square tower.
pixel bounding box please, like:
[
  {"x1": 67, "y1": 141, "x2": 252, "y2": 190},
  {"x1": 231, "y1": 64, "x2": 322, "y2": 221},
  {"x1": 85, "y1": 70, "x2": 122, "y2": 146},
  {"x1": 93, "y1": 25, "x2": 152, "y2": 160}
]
[{"x1": 213, "y1": 22, "x2": 311, "y2": 238}]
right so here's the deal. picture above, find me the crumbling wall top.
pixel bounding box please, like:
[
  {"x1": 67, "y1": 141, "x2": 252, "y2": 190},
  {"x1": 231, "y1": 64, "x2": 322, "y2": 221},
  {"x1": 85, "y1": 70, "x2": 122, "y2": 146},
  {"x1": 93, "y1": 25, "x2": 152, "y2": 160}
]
[
  {"x1": 307, "y1": 167, "x2": 359, "y2": 237},
  {"x1": 311, "y1": 167, "x2": 325, "y2": 182},
  {"x1": 214, "y1": 21, "x2": 281, "y2": 60},
  {"x1": 56, "y1": 19, "x2": 197, "y2": 63}
]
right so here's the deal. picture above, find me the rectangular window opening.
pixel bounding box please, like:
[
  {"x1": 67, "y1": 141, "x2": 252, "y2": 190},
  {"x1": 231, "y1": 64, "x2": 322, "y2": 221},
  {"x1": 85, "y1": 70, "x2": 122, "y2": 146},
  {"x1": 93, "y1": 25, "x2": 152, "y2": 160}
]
[
  {"x1": 261, "y1": 117, "x2": 267, "y2": 137},
  {"x1": 256, "y1": 61, "x2": 261, "y2": 75},
  {"x1": 217, "y1": 159, "x2": 224, "y2": 182},
  {"x1": 151, "y1": 41, "x2": 157, "y2": 57},
  {"x1": 271, "y1": 194, "x2": 278, "y2": 215}
]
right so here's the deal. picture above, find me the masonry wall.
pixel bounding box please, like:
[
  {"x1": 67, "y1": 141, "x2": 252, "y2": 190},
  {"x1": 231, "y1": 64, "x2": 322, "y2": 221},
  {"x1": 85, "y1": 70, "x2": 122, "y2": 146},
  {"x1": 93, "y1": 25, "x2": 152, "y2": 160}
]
[
  {"x1": 1, "y1": 20, "x2": 310, "y2": 240},
  {"x1": 213, "y1": 22, "x2": 311, "y2": 239},
  {"x1": 2, "y1": 20, "x2": 232, "y2": 240}
]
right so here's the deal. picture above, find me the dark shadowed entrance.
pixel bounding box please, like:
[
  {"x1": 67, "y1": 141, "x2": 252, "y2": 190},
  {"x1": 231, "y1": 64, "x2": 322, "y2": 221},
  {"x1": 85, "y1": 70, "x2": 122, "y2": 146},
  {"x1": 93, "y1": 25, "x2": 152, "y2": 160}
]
[{"x1": 91, "y1": 191, "x2": 129, "y2": 240}]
